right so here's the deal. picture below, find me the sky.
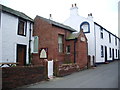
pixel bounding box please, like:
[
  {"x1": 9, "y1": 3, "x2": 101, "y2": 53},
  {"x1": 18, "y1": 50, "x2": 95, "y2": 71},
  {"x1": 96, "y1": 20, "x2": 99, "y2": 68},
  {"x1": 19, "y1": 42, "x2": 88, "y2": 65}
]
[{"x1": 0, "y1": 0, "x2": 119, "y2": 36}]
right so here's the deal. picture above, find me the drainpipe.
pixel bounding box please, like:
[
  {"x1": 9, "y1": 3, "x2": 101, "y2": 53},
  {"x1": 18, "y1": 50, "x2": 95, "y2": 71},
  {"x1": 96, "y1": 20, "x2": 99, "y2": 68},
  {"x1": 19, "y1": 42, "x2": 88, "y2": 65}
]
[
  {"x1": 74, "y1": 38, "x2": 77, "y2": 63},
  {"x1": 94, "y1": 24, "x2": 96, "y2": 66},
  {"x1": 29, "y1": 23, "x2": 32, "y2": 65}
]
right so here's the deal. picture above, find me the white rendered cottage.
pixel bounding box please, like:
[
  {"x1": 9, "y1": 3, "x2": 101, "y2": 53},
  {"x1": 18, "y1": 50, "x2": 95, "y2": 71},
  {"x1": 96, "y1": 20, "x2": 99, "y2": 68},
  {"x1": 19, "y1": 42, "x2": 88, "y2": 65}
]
[
  {"x1": 0, "y1": 4, "x2": 34, "y2": 66},
  {"x1": 64, "y1": 4, "x2": 120, "y2": 65}
]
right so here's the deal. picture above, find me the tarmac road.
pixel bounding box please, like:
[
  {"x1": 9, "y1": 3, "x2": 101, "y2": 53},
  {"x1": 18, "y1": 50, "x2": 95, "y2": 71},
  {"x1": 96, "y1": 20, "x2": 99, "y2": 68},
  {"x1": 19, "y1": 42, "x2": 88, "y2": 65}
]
[{"x1": 19, "y1": 60, "x2": 119, "y2": 88}]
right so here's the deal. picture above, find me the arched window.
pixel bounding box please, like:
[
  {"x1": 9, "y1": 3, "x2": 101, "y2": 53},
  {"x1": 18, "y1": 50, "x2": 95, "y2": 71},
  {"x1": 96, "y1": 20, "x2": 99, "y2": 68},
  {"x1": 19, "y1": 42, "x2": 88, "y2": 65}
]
[{"x1": 80, "y1": 22, "x2": 90, "y2": 33}]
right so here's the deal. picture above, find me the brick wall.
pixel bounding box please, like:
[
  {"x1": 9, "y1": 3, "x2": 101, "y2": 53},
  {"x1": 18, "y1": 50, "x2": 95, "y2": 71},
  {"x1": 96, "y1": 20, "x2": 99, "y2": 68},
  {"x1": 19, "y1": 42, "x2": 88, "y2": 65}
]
[
  {"x1": 2, "y1": 65, "x2": 47, "y2": 89},
  {"x1": 54, "y1": 61, "x2": 80, "y2": 77},
  {"x1": 32, "y1": 16, "x2": 88, "y2": 71},
  {"x1": 32, "y1": 16, "x2": 72, "y2": 65},
  {"x1": 66, "y1": 31, "x2": 88, "y2": 69}
]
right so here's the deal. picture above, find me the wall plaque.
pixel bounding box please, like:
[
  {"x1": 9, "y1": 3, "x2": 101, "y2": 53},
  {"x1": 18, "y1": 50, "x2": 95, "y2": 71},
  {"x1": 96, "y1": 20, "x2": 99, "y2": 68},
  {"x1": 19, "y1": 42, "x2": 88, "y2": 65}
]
[
  {"x1": 80, "y1": 37, "x2": 85, "y2": 42},
  {"x1": 39, "y1": 48, "x2": 48, "y2": 59}
]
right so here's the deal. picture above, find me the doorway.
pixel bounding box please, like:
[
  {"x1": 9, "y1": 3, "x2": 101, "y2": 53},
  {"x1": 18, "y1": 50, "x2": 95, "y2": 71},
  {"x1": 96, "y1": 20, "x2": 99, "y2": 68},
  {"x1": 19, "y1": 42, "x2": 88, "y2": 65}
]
[
  {"x1": 16, "y1": 44, "x2": 27, "y2": 66},
  {"x1": 104, "y1": 46, "x2": 107, "y2": 62},
  {"x1": 112, "y1": 49, "x2": 114, "y2": 60}
]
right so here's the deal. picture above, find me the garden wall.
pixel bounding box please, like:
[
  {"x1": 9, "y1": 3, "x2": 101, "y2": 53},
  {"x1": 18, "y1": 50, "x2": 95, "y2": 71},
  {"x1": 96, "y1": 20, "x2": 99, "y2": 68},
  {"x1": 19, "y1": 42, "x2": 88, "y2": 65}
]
[
  {"x1": 2, "y1": 65, "x2": 47, "y2": 89},
  {"x1": 54, "y1": 61, "x2": 80, "y2": 77}
]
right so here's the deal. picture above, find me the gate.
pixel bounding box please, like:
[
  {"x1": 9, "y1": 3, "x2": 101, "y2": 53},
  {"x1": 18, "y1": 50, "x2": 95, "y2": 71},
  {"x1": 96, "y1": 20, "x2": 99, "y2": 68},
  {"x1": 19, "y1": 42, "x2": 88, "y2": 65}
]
[{"x1": 48, "y1": 60, "x2": 53, "y2": 79}]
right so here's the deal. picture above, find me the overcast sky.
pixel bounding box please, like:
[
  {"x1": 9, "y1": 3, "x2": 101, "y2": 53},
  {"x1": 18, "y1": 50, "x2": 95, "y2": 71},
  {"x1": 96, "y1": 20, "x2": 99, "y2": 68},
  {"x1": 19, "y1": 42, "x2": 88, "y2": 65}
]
[{"x1": 0, "y1": 0, "x2": 119, "y2": 36}]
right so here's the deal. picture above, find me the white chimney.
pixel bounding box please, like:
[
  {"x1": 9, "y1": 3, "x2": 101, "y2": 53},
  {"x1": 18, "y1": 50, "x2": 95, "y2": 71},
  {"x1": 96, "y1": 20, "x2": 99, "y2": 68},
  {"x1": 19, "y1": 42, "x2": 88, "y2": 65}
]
[
  {"x1": 87, "y1": 13, "x2": 93, "y2": 20},
  {"x1": 70, "y1": 3, "x2": 79, "y2": 16},
  {"x1": 49, "y1": 14, "x2": 53, "y2": 20}
]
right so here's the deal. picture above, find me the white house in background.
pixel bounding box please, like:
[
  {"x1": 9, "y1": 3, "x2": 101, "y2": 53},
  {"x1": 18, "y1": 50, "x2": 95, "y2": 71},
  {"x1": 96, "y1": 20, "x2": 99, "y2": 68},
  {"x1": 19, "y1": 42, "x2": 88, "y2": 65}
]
[
  {"x1": 0, "y1": 4, "x2": 34, "y2": 66},
  {"x1": 64, "y1": 4, "x2": 120, "y2": 65}
]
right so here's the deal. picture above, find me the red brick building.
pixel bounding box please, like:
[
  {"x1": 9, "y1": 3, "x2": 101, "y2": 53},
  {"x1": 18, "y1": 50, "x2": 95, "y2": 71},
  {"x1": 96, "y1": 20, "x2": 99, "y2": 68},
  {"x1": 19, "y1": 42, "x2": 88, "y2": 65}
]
[{"x1": 32, "y1": 15, "x2": 88, "y2": 69}]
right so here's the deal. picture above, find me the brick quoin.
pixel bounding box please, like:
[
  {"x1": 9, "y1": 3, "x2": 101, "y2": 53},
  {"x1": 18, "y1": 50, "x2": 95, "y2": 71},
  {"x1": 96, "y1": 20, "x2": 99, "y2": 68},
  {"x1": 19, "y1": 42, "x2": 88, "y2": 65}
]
[{"x1": 32, "y1": 15, "x2": 88, "y2": 69}]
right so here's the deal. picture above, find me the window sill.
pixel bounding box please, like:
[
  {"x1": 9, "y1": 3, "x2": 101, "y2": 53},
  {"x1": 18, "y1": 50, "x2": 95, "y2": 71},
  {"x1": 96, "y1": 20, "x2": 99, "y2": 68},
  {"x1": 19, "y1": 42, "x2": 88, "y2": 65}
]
[
  {"x1": 32, "y1": 52, "x2": 38, "y2": 54},
  {"x1": 66, "y1": 53, "x2": 70, "y2": 54},
  {"x1": 17, "y1": 34, "x2": 26, "y2": 37}
]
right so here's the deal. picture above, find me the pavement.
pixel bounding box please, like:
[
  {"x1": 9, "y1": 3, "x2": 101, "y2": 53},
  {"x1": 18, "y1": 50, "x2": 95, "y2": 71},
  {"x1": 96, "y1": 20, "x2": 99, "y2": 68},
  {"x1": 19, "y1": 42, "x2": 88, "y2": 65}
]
[{"x1": 16, "y1": 60, "x2": 119, "y2": 88}]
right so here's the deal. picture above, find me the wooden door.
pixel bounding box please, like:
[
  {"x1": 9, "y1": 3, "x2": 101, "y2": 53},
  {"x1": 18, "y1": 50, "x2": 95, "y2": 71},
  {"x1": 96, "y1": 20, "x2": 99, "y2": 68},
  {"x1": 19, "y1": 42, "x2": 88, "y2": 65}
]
[
  {"x1": 17, "y1": 44, "x2": 26, "y2": 66},
  {"x1": 112, "y1": 49, "x2": 114, "y2": 60}
]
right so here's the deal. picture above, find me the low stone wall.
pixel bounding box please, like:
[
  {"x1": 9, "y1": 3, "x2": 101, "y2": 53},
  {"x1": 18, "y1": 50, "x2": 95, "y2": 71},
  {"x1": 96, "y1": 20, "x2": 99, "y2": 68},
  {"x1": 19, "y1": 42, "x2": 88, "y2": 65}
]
[
  {"x1": 56, "y1": 63, "x2": 80, "y2": 77},
  {"x1": 2, "y1": 65, "x2": 47, "y2": 89}
]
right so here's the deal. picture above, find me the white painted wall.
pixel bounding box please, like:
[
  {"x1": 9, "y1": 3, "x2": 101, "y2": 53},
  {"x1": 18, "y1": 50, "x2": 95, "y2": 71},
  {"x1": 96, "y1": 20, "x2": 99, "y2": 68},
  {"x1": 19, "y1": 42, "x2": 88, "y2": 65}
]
[
  {"x1": 1, "y1": 11, "x2": 33, "y2": 64},
  {"x1": 95, "y1": 24, "x2": 119, "y2": 63},
  {"x1": 64, "y1": 5, "x2": 120, "y2": 63},
  {"x1": 64, "y1": 6, "x2": 96, "y2": 63}
]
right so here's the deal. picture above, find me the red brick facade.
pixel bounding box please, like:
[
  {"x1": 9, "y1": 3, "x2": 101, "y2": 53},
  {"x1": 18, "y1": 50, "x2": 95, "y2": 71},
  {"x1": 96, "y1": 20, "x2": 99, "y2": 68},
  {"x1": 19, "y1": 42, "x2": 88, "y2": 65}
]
[{"x1": 32, "y1": 16, "x2": 88, "y2": 69}]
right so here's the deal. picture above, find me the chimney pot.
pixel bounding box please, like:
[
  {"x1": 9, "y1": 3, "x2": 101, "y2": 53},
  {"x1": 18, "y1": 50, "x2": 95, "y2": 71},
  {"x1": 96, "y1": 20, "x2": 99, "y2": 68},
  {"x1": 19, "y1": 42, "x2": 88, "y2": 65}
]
[
  {"x1": 75, "y1": 3, "x2": 77, "y2": 7},
  {"x1": 72, "y1": 4, "x2": 73, "y2": 7},
  {"x1": 50, "y1": 14, "x2": 52, "y2": 17},
  {"x1": 49, "y1": 14, "x2": 52, "y2": 20},
  {"x1": 88, "y1": 13, "x2": 92, "y2": 16},
  {"x1": 90, "y1": 13, "x2": 92, "y2": 16}
]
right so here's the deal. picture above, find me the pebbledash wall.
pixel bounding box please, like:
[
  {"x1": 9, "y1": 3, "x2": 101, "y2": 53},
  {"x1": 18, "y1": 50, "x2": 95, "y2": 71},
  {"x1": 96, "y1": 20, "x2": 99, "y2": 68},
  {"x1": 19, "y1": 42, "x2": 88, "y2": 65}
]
[
  {"x1": 0, "y1": 4, "x2": 34, "y2": 65},
  {"x1": 32, "y1": 15, "x2": 88, "y2": 69},
  {"x1": 64, "y1": 4, "x2": 120, "y2": 64}
]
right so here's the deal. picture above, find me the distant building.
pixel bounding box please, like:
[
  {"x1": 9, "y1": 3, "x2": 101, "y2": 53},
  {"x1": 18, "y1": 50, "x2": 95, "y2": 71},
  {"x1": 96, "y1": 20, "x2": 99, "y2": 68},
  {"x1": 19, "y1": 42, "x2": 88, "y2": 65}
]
[
  {"x1": 64, "y1": 4, "x2": 120, "y2": 65},
  {"x1": 0, "y1": 4, "x2": 34, "y2": 66},
  {"x1": 32, "y1": 15, "x2": 88, "y2": 69}
]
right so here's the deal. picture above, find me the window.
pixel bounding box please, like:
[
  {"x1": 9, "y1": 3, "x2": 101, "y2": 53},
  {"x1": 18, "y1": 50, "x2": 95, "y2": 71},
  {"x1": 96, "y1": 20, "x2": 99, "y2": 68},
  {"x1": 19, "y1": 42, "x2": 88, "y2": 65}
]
[
  {"x1": 100, "y1": 27, "x2": 103, "y2": 39},
  {"x1": 115, "y1": 38, "x2": 116, "y2": 45},
  {"x1": 80, "y1": 22, "x2": 90, "y2": 33},
  {"x1": 33, "y1": 36, "x2": 38, "y2": 53},
  {"x1": 18, "y1": 19, "x2": 26, "y2": 36},
  {"x1": 109, "y1": 34, "x2": 111, "y2": 43},
  {"x1": 58, "y1": 35, "x2": 64, "y2": 53},
  {"x1": 101, "y1": 45, "x2": 104, "y2": 57},
  {"x1": 101, "y1": 32, "x2": 103, "y2": 39},
  {"x1": 116, "y1": 49, "x2": 117, "y2": 57},
  {"x1": 109, "y1": 48, "x2": 111, "y2": 58},
  {"x1": 66, "y1": 45, "x2": 70, "y2": 54}
]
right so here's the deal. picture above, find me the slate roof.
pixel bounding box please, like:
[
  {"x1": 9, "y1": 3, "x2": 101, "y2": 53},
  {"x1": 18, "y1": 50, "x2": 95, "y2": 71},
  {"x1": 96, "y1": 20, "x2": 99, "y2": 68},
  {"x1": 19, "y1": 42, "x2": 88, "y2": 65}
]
[
  {"x1": 0, "y1": 4, "x2": 33, "y2": 22},
  {"x1": 66, "y1": 32, "x2": 80, "y2": 40},
  {"x1": 94, "y1": 22, "x2": 120, "y2": 39},
  {"x1": 36, "y1": 15, "x2": 77, "y2": 32}
]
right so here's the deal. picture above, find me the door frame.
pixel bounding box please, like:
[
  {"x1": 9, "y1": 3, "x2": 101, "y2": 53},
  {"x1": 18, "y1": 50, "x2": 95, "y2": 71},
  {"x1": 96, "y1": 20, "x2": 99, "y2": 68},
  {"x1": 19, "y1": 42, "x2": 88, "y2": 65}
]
[
  {"x1": 104, "y1": 46, "x2": 107, "y2": 62},
  {"x1": 118, "y1": 50, "x2": 120, "y2": 60},
  {"x1": 16, "y1": 44, "x2": 27, "y2": 65}
]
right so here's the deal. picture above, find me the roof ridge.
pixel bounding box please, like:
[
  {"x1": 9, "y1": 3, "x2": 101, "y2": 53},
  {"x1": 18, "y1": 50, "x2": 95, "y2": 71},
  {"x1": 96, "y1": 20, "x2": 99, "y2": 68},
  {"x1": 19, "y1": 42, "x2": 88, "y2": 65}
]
[
  {"x1": 1, "y1": 4, "x2": 33, "y2": 22},
  {"x1": 36, "y1": 15, "x2": 77, "y2": 32}
]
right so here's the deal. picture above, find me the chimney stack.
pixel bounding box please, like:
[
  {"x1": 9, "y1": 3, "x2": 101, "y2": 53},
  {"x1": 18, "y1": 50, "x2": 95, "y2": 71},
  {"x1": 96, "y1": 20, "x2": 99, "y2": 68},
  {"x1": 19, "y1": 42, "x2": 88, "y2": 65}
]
[
  {"x1": 70, "y1": 3, "x2": 79, "y2": 16},
  {"x1": 87, "y1": 13, "x2": 93, "y2": 20}
]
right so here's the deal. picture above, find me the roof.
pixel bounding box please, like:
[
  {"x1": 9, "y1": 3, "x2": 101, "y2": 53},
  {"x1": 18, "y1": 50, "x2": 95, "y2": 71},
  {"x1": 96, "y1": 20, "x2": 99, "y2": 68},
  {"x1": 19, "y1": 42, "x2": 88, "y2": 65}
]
[
  {"x1": 94, "y1": 22, "x2": 120, "y2": 39},
  {"x1": 0, "y1": 4, "x2": 33, "y2": 22},
  {"x1": 66, "y1": 32, "x2": 80, "y2": 40},
  {"x1": 36, "y1": 15, "x2": 76, "y2": 32},
  {"x1": 66, "y1": 29, "x2": 87, "y2": 40}
]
